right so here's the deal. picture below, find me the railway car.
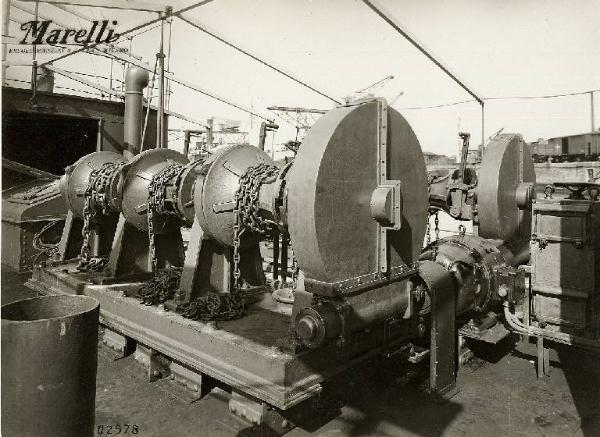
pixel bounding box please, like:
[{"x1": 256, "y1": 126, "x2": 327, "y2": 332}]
[{"x1": 531, "y1": 131, "x2": 600, "y2": 162}]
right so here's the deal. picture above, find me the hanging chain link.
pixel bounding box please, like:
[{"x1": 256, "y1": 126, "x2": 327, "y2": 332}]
[
  {"x1": 232, "y1": 163, "x2": 280, "y2": 292},
  {"x1": 291, "y1": 247, "x2": 299, "y2": 289},
  {"x1": 434, "y1": 210, "x2": 440, "y2": 241},
  {"x1": 146, "y1": 163, "x2": 186, "y2": 273},
  {"x1": 426, "y1": 211, "x2": 432, "y2": 245},
  {"x1": 78, "y1": 162, "x2": 123, "y2": 272},
  {"x1": 137, "y1": 162, "x2": 280, "y2": 323}
]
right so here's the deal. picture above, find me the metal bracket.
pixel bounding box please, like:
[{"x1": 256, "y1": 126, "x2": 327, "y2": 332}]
[{"x1": 373, "y1": 98, "x2": 402, "y2": 273}]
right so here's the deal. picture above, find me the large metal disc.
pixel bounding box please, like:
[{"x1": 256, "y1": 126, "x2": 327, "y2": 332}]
[
  {"x1": 59, "y1": 151, "x2": 126, "y2": 219},
  {"x1": 286, "y1": 100, "x2": 428, "y2": 283},
  {"x1": 477, "y1": 133, "x2": 535, "y2": 242},
  {"x1": 119, "y1": 149, "x2": 188, "y2": 232}
]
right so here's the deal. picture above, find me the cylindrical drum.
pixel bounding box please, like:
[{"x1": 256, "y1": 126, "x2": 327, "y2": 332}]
[{"x1": 2, "y1": 295, "x2": 100, "y2": 437}]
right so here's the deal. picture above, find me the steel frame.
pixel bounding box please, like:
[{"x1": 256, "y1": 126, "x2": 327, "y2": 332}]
[{"x1": 27, "y1": 260, "x2": 404, "y2": 410}]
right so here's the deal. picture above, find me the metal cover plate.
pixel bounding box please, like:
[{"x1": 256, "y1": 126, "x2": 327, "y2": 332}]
[
  {"x1": 477, "y1": 134, "x2": 535, "y2": 242},
  {"x1": 286, "y1": 100, "x2": 428, "y2": 284}
]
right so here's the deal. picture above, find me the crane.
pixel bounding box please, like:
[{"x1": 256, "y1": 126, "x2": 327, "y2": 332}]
[{"x1": 344, "y1": 75, "x2": 394, "y2": 103}]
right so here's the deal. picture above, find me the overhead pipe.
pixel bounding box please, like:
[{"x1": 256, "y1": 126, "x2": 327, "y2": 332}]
[{"x1": 124, "y1": 66, "x2": 150, "y2": 158}]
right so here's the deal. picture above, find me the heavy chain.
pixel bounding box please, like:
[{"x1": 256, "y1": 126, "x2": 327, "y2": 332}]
[
  {"x1": 180, "y1": 293, "x2": 245, "y2": 322},
  {"x1": 78, "y1": 162, "x2": 122, "y2": 272},
  {"x1": 232, "y1": 163, "x2": 280, "y2": 292},
  {"x1": 147, "y1": 163, "x2": 186, "y2": 273},
  {"x1": 291, "y1": 248, "x2": 299, "y2": 289},
  {"x1": 434, "y1": 210, "x2": 440, "y2": 241},
  {"x1": 426, "y1": 212, "x2": 432, "y2": 245},
  {"x1": 137, "y1": 267, "x2": 182, "y2": 305}
]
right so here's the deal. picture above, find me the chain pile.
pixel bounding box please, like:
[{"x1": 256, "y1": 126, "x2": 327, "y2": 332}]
[
  {"x1": 179, "y1": 293, "x2": 245, "y2": 321},
  {"x1": 78, "y1": 162, "x2": 123, "y2": 272},
  {"x1": 147, "y1": 163, "x2": 186, "y2": 273},
  {"x1": 137, "y1": 267, "x2": 182, "y2": 305},
  {"x1": 135, "y1": 162, "x2": 280, "y2": 322}
]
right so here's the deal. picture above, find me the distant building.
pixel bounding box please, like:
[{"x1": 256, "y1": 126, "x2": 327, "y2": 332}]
[{"x1": 423, "y1": 152, "x2": 457, "y2": 167}]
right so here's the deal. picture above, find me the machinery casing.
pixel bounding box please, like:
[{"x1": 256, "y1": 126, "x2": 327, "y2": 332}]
[{"x1": 530, "y1": 196, "x2": 600, "y2": 335}]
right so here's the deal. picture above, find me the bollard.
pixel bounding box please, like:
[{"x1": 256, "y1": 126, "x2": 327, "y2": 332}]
[{"x1": 2, "y1": 295, "x2": 100, "y2": 437}]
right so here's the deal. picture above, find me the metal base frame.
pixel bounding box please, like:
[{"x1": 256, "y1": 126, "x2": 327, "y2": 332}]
[{"x1": 27, "y1": 261, "x2": 405, "y2": 411}]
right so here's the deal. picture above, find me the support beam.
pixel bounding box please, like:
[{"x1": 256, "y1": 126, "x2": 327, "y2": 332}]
[
  {"x1": 45, "y1": 64, "x2": 123, "y2": 98},
  {"x1": 38, "y1": 64, "x2": 208, "y2": 128},
  {"x1": 19, "y1": 0, "x2": 168, "y2": 12},
  {"x1": 38, "y1": 1, "x2": 214, "y2": 67},
  {"x1": 2, "y1": 0, "x2": 11, "y2": 84},
  {"x1": 177, "y1": 12, "x2": 341, "y2": 105},
  {"x1": 266, "y1": 106, "x2": 327, "y2": 114},
  {"x1": 96, "y1": 47, "x2": 272, "y2": 121},
  {"x1": 591, "y1": 91, "x2": 596, "y2": 132},
  {"x1": 12, "y1": 0, "x2": 148, "y2": 63}
]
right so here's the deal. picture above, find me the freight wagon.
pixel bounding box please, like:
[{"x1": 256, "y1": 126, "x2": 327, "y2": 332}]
[{"x1": 531, "y1": 131, "x2": 600, "y2": 162}]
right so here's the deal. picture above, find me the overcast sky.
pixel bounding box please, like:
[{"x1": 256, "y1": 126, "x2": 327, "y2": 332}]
[{"x1": 5, "y1": 0, "x2": 600, "y2": 157}]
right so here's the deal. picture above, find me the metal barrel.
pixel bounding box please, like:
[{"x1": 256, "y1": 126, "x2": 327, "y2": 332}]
[{"x1": 1, "y1": 295, "x2": 100, "y2": 437}]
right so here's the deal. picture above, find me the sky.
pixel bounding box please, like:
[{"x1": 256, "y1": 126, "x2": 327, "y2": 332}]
[{"x1": 4, "y1": 0, "x2": 600, "y2": 158}]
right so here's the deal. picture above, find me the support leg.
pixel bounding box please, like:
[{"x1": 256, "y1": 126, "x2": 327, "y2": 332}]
[
  {"x1": 537, "y1": 336, "x2": 550, "y2": 378},
  {"x1": 58, "y1": 210, "x2": 83, "y2": 261},
  {"x1": 419, "y1": 261, "x2": 458, "y2": 398}
]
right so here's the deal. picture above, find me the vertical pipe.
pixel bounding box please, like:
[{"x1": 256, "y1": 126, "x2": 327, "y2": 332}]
[
  {"x1": 258, "y1": 122, "x2": 267, "y2": 150},
  {"x1": 156, "y1": 12, "x2": 165, "y2": 148},
  {"x1": 109, "y1": 58, "x2": 113, "y2": 102},
  {"x1": 272, "y1": 235, "x2": 280, "y2": 285},
  {"x1": 280, "y1": 236, "x2": 288, "y2": 284},
  {"x1": 124, "y1": 67, "x2": 149, "y2": 158},
  {"x1": 30, "y1": 1, "x2": 39, "y2": 102},
  {"x1": 480, "y1": 103, "x2": 485, "y2": 159},
  {"x1": 271, "y1": 131, "x2": 275, "y2": 160},
  {"x1": 591, "y1": 91, "x2": 596, "y2": 132},
  {"x1": 183, "y1": 130, "x2": 190, "y2": 157},
  {"x1": 96, "y1": 118, "x2": 103, "y2": 152},
  {"x1": 1, "y1": 0, "x2": 11, "y2": 85},
  {"x1": 207, "y1": 118, "x2": 214, "y2": 146},
  {"x1": 165, "y1": 18, "x2": 172, "y2": 111}
]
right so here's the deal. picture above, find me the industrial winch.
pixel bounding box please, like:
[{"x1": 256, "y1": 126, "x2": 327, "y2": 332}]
[{"x1": 29, "y1": 84, "x2": 599, "y2": 425}]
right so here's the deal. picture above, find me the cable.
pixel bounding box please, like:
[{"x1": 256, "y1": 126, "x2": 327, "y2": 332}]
[
  {"x1": 396, "y1": 99, "x2": 476, "y2": 110},
  {"x1": 486, "y1": 89, "x2": 600, "y2": 101},
  {"x1": 396, "y1": 89, "x2": 600, "y2": 110},
  {"x1": 141, "y1": 56, "x2": 159, "y2": 151},
  {"x1": 177, "y1": 14, "x2": 341, "y2": 105},
  {"x1": 39, "y1": 0, "x2": 215, "y2": 67}
]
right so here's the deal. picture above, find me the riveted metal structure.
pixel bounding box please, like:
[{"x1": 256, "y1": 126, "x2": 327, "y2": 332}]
[
  {"x1": 119, "y1": 149, "x2": 188, "y2": 232},
  {"x1": 57, "y1": 151, "x2": 127, "y2": 264},
  {"x1": 59, "y1": 151, "x2": 126, "y2": 219},
  {"x1": 194, "y1": 144, "x2": 273, "y2": 247},
  {"x1": 420, "y1": 235, "x2": 520, "y2": 315},
  {"x1": 107, "y1": 148, "x2": 189, "y2": 278}
]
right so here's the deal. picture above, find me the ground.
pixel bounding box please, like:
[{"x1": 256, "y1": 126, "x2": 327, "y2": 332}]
[{"x1": 2, "y1": 268, "x2": 599, "y2": 437}]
